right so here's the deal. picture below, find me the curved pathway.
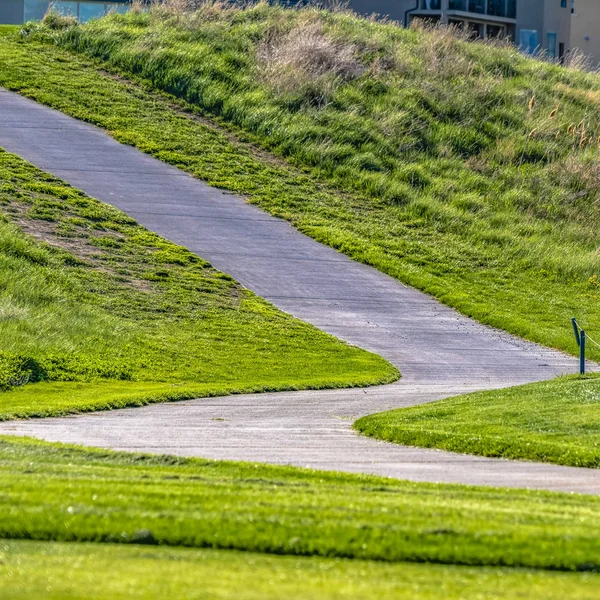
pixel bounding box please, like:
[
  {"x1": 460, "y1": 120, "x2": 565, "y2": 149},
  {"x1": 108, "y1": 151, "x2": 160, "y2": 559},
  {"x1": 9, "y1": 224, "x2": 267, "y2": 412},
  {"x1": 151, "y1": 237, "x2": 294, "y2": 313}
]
[{"x1": 1, "y1": 89, "x2": 599, "y2": 494}]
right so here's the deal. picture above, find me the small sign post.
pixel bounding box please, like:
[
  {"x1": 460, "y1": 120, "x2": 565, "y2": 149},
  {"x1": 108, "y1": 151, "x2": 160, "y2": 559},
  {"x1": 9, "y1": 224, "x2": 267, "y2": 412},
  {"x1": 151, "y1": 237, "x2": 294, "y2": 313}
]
[
  {"x1": 580, "y1": 330, "x2": 586, "y2": 376},
  {"x1": 571, "y1": 317, "x2": 586, "y2": 375}
]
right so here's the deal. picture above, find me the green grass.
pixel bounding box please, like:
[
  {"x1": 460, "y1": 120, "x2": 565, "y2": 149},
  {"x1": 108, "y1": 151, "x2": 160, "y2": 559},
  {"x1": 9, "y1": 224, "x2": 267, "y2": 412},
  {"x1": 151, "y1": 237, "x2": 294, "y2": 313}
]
[
  {"x1": 355, "y1": 374, "x2": 600, "y2": 468},
  {"x1": 1, "y1": 435, "x2": 600, "y2": 572},
  {"x1": 0, "y1": 26, "x2": 18, "y2": 38},
  {"x1": 0, "y1": 148, "x2": 395, "y2": 418},
  {"x1": 3, "y1": 539, "x2": 600, "y2": 600},
  {"x1": 3, "y1": 5, "x2": 600, "y2": 359},
  {"x1": 4, "y1": 12, "x2": 600, "y2": 591}
]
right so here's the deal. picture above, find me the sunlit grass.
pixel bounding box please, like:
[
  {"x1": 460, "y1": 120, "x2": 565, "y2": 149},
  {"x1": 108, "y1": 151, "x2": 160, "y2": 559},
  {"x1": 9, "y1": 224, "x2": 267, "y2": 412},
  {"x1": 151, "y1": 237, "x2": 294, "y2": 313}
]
[
  {"x1": 4, "y1": 5, "x2": 600, "y2": 358},
  {"x1": 1, "y1": 435, "x2": 600, "y2": 571},
  {"x1": 356, "y1": 374, "x2": 600, "y2": 468},
  {"x1": 0, "y1": 149, "x2": 395, "y2": 417},
  {"x1": 3, "y1": 538, "x2": 600, "y2": 600}
]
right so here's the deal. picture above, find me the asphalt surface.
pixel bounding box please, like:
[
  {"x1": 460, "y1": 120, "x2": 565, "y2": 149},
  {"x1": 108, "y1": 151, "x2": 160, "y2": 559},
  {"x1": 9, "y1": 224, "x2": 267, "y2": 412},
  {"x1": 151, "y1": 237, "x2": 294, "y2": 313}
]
[{"x1": 1, "y1": 89, "x2": 599, "y2": 494}]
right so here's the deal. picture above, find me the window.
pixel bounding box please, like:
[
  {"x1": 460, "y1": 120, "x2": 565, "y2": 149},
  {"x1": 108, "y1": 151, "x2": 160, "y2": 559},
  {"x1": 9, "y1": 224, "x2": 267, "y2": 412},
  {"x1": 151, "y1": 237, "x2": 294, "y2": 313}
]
[
  {"x1": 561, "y1": 0, "x2": 567, "y2": 7},
  {"x1": 106, "y1": 3, "x2": 129, "y2": 14},
  {"x1": 520, "y1": 29, "x2": 539, "y2": 54},
  {"x1": 547, "y1": 32, "x2": 557, "y2": 59},
  {"x1": 468, "y1": 0, "x2": 485, "y2": 13},
  {"x1": 487, "y1": 24, "x2": 505, "y2": 39},
  {"x1": 488, "y1": 0, "x2": 505, "y2": 17},
  {"x1": 466, "y1": 20, "x2": 484, "y2": 38},
  {"x1": 24, "y1": 1, "x2": 130, "y2": 23},
  {"x1": 24, "y1": 0, "x2": 50, "y2": 21},
  {"x1": 79, "y1": 2, "x2": 106, "y2": 21},
  {"x1": 448, "y1": 0, "x2": 516, "y2": 18},
  {"x1": 54, "y1": 1, "x2": 78, "y2": 16}
]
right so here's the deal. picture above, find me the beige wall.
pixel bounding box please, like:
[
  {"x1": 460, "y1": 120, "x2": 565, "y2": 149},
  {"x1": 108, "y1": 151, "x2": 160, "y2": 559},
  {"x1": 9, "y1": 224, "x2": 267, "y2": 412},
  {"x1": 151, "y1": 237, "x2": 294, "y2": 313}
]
[
  {"x1": 541, "y1": 0, "x2": 571, "y2": 59},
  {"x1": 571, "y1": 0, "x2": 600, "y2": 67}
]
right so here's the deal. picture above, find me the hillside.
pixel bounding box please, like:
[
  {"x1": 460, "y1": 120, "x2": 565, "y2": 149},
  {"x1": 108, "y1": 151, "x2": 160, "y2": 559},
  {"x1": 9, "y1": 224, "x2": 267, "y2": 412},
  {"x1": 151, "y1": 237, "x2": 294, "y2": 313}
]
[
  {"x1": 0, "y1": 149, "x2": 394, "y2": 418},
  {"x1": 4, "y1": 10, "x2": 600, "y2": 596},
  {"x1": 18, "y1": 2, "x2": 600, "y2": 358}
]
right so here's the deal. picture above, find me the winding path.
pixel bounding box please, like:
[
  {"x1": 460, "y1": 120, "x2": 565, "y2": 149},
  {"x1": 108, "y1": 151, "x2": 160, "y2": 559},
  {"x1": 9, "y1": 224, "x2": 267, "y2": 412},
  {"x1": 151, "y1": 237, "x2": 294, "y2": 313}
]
[{"x1": 1, "y1": 90, "x2": 599, "y2": 494}]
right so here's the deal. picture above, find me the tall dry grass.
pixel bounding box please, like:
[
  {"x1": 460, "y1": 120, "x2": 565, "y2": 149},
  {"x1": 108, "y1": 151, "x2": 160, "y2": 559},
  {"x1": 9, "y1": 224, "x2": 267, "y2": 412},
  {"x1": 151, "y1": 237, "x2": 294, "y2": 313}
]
[{"x1": 258, "y1": 19, "x2": 363, "y2": 106}]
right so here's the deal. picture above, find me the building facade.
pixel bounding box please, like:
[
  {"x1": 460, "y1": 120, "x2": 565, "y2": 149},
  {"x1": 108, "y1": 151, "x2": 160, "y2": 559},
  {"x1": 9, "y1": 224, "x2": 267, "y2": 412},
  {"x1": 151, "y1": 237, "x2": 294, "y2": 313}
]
[
  {"x1": 350, "y1": 0, "x2": 575, "y2": 59},
  {"x1": 570, "y1": 0, "x2": 600, "y2": 67},
  {"x1": 0, "y1": 0, "x2": 129, "y2": 24},
  {"x1": 516, "y1": 0, "x2": 572, "y2": 59}
]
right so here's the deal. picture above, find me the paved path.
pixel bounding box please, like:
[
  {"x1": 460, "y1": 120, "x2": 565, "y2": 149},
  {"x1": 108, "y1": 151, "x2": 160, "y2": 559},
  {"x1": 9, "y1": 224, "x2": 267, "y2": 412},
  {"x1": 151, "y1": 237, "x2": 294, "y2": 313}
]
[{"x1": 1, "y1": 89, "x2": 599, "y2": 494}]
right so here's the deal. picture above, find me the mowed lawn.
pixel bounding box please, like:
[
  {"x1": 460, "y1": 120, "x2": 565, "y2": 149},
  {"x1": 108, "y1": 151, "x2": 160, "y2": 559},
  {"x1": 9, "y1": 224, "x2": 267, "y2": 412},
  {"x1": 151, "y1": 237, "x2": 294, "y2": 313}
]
[
  {"x1": 356, "y1": 374, "x2": 600, "y2": 468},
  {"x1": 1, "y1": 435, "x2": 600, "y2": 573},
  {"x1": 2, "y1": 539, "x2": 600, "y2": 600},
  {"x1": 0, "y1": 149, "x2": 395, "y2": 418}
]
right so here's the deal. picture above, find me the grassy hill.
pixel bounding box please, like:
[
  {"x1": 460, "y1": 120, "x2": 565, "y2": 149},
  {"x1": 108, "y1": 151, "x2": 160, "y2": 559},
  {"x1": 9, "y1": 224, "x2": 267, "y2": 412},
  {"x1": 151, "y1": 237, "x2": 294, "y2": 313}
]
[
  {"x1": 13, "y1": 1, "x2": 600, "y2": 359},
  {"x1": 355, "y1": 374, "x2": 600, "y2": 468},
  {"x1": 0, "y1": 149, "x2": 395, "y2": 418},
  {"x1": 3, "y1": 10, "x2": 600, "y2": 597}
]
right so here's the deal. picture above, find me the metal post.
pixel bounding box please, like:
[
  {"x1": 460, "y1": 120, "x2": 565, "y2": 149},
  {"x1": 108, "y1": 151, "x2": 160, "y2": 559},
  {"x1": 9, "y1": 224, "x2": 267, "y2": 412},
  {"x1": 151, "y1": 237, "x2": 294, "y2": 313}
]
[
  {"x1": 572, "y1": 317, "x2": 581, "y2": 346},
  {"x1": 580, "y1": 330, "x2": 586, "y2": 375},
  {"x1": 441, "y1": 0, "x2": 449, "y2": 23}
]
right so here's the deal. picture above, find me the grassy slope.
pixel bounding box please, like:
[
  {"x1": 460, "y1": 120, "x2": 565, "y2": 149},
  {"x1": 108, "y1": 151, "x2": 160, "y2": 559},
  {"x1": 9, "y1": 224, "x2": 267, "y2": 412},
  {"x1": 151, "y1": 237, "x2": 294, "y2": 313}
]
[
  {"x1": 3, "y1": 540, "x2": 600, "y2": 600},
  {"x1": 356, "y1": 375, "x2": 600, "y2": 468},
  {"x1": 2, "y1": 435, "x2": 600, "y2": 572},
  {"x1": 0, "y1": 149, "x2": 395, "y2": 418},
  {"x1": 10, "y1": 5, "x2": 600, "y2": 361},
  {"x1": 2, "y1": 15, "x2": 600, "y2": 594}
]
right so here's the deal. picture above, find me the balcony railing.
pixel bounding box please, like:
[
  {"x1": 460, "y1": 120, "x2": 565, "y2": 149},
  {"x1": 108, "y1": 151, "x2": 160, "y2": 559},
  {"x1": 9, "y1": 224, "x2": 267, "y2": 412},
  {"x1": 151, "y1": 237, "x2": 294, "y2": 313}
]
[
  {"x1": 417, "y1": 1, "x2": 516, "y2": 19},
  {"x1": 446, "y1": 0, "x2": 516, "y2": 18}
]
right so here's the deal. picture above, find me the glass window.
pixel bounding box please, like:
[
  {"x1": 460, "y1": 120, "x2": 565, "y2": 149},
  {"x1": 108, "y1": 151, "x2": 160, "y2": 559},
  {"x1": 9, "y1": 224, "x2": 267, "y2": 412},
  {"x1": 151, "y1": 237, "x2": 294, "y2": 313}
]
[
  {"x1": 54, "y1": 1, "x2": 78, "y2": 16},
  {"x1": 467, "y1": 20, "x2": 483, "y2": 37},
  {"x1": 507, "y1": 0, "x2": 516, "y2": 18},
  {"x1": 487, "y1": 24, "x2": 505, "y2": 39},
  {"x1": 106, "y1": 3, "x2": 129, "y2": 14},
  {"x1": 24, "y1": 0, "x2": 51, "y2": 21},
  {"x1": 79, "y1": 2, "x2": 106, "y2": 21},
  {"x1": 547, "y1": 32, "x2": 557, "y2": 59},
  {"x1": 488, "y1": 0, "x2": 504, "y2": 16},
  {"x1": 468, "y1": 0, "x2": 485, "y2": 13},
  {"x1": 520, "y1": 29, "x2": 539, "y2": 54}
]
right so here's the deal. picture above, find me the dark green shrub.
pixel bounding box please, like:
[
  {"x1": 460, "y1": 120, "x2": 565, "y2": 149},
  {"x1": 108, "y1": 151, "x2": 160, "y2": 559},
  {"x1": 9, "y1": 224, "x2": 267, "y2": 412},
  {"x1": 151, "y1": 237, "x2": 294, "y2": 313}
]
[
  {"x1": 37, "y1": 354, "x2": 133, "y2": 382},
  {"x1": 0, "y1": 352, "x2": 41, "y2": 391}
]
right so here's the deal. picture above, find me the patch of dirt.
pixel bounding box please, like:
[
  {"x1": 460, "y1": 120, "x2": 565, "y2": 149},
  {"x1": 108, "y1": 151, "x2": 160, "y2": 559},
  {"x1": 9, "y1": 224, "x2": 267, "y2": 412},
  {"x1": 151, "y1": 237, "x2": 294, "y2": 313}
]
[{"x1": 3, "y1": 202, "x2": 154, "y2": 293}]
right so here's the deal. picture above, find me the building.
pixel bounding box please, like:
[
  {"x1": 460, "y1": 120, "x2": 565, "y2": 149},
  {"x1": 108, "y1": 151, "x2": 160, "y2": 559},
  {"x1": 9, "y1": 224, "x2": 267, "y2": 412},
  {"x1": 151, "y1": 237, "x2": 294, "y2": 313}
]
[
  {"x1": 517, "y1": 0, "x2": 572, "y2": 59},
  {"x1": 350, "y1": 0, "x2": 574, "y2": 59},
  {"x1": 570, "y1": 0, "x2": 600, "y2": 68},
  {"x1": 0, "y1": 0, "x2": 129, "y2": 24}
]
